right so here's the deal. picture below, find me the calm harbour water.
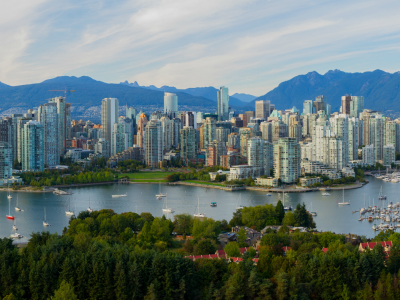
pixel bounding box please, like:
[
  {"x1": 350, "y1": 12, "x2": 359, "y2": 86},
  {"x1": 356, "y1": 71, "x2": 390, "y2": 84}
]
[{"x1": 0, "y1": 176, "x2": 396, "y2": 241}]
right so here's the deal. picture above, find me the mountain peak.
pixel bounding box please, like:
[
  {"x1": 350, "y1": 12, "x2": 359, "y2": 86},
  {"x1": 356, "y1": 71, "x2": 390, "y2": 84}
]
[
  {"x1": 42, "y1": 76, "x2": 99, "y2": 84},
  {"x1": 0, "y1": 81, "x2": 9, "y2": 88}
]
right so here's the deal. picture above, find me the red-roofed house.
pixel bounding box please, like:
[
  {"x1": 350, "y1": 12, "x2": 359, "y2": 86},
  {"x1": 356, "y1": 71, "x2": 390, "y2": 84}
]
[
  {"x1": 184, "y1": 254, "x2": 220, "y2": 261},
  {"x1": 322, "y1": 248, "x2": 328, "y2": 253},
  {"x1": 229, "y1": 257, "x2": 243, "y2": 263},
  {"x1": 359, "y1": 241, "x2": 393, "y2": 252},
  {"x1": 282, "y1": 246, "x2": 291, "y2": 252},
  {"x1": 215, "y1": 249, "x2": 227, "y2": 258}
]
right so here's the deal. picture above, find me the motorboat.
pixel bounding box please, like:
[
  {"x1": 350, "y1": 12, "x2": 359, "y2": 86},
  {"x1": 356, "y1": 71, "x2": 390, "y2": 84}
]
[
  {"x1": 112, "y1": 193, "x2": 127, "y2": 198},
  {"x1": 266, "y1": 193, "x2": 272, "y2": 196},
  {"x1": 372, "y1": 224, "x2": 377, "y2": 230},
  {"x1": 210, "y1": 202, "x2": 217, "y2": 207},
  {"x1": 322, "y1": 192, "x2": 330, "y2": 196},
  {"x1": 10, "y1": 232, "x2": 23, "y2": 239},
  {"x1": 284, "y1": 206, "x2": 292, "y2": 211}
]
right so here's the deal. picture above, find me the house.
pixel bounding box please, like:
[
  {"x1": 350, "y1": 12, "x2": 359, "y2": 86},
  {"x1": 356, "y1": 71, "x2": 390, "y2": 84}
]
[{"x1": 358, "y1": 241, "x2": 392, "y2": 252}]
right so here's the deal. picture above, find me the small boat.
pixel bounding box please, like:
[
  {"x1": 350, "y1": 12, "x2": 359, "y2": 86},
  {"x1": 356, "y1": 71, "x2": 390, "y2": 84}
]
[
  {"x1": 53, "y1": 188, "x2": 73, "y2": 195},
  {"x1": 13, "y1": 219, "x2": 18, "y2": 231},
  {"x1": 310, "y1": 202, "x2": 317, "y2": 216},
  {"x1": 162, "y1": 194, "x2": 174, "y2": 213},
  {"x1": 322, "y1": 192, "x2": 330, "y2": 196},
  {"x1": 389, "y1": 225, "x2": 394, "y2": 230},
  {"x1": 43, "y1": 207, "x2": 50, "y2": 226},
  {"x1": 194, "y1": 197, "x2": 206, "y2": 218},
  {"x1": 338, "y1": 189, "x2": 350, "y2": 205},
  {"x1": 112, "y1": 181, "x2": 127, "y2": 198},
  {"x1": 87, "y1": 198, "x2": 93, "y2": 213},
  {"x1": 15, "y1": 195, "x2": 21, "y2": 211},
  {"x1": 156, "y1": 182, "x2": 166, "y2": 198},
  {"x1": 210, "y1": 202, "x2": 217, "y2": 207},
  {"x1": 65, "y1": 199, "x2": 74, "y2": 216},
  {"x1": 236, "y1": 205, "x2": 244, "y2": 210},
  {"x1": 372, "y1": 224, "x2": 376, "y2": 230},
  {"x1": 266, "y1": 193, "x2": 272, "y2": 196},
  {"x1": 10, "y1": 232, "x2": 22, "y2": 239},
  {"x1": 7, "y1": 190, "x2": 12, "y2": 200},
  {"x1": 6, "y1": 198, "x2": 14, "y2": 220},
  {"x1": 378, "y1": 186, "x2": 386, "y2": 200},
  {"x1": 236, "y1": 193, "x2": 244, "y2": 210},
  {"x1": 368, "y1": 215, "x2": 373, "y2": 222},
  {"x1": 284, "y1": 206, "x2": 292, "y2": 211}
]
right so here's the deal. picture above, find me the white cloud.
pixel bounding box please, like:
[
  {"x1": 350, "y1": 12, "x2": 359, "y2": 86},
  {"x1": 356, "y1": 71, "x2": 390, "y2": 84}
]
[{"x1": 0, "y1": 0, "x2": 400, "y2": 97}]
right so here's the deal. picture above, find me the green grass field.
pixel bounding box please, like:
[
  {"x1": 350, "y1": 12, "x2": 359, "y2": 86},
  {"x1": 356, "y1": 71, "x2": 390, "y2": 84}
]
[
  {"x1": 118, "y1": 171, "x2": 173, "y2": 180},
  {"x1": 184, "y1": 180, "x2": 224, "y2": 187}
]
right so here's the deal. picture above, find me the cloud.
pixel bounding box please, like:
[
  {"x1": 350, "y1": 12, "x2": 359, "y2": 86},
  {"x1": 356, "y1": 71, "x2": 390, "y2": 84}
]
[{"x1": 0, "y1": 0, "x2": 400, "y2": 97}]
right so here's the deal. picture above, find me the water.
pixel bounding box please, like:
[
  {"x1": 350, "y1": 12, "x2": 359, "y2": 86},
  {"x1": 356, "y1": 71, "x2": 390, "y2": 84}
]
[{"x1": 0, "y1": 176, "x2": 396, "y2": 241}]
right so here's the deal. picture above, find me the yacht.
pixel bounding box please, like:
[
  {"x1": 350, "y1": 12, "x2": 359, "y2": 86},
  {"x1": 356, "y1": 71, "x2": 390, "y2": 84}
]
[
  {"x1": 379, "y1": 186, "x2": 387, "y2": 200},
  {"x1": 194, "y1": 197, "x2": 206, "y2": 218},
  {"x1": 6, "y1": 198, "x2": 14, "y2": 220},
  {"x1": 7, "y1": 191, "x2": 12, "y2": 200},
  {"x1": 10, "y1": 232, "x2": 23, "y2": 239},
  {"x1": 162, "y1": 195, "x2": 174, "y2": 213},
  {"x1": 322, "y1": 192, "x2": 330, "y2": 196},
  {"x1": 43, "y1": 207, "x2": 50, "y2": 226},
  {"x1": 338, "y1": 189, "x2": 350, "y2": 205},
  {"x1": 112, "y1": 182, "x2": 127, "y2": 198},
  {"x1": 372, "y1": 224, "x2": 377, "y2": 230},
  {"x1": 156, "y1": 182, "x2": 166, "y2": 198}
]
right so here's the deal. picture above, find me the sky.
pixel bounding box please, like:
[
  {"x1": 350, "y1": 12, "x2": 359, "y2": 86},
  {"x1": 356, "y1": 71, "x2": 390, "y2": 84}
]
[{"x1": 1, "y1": 0, "x2": 400, "y2": 96}]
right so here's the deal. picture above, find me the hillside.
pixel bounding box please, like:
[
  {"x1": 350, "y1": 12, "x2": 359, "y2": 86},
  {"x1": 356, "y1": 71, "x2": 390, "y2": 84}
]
[
  {"x1": 246, "y1": 69, "x2": 400, "y2": 113},
  {"x1": 231, "y1": 93, "x2": 257, "y2": 102},
  {"x1": 120, "y1": 81, "x2": 247, "y2": 106},
  {"x1": 0, "y1": 76, "x2": 218, "y2": 119}
]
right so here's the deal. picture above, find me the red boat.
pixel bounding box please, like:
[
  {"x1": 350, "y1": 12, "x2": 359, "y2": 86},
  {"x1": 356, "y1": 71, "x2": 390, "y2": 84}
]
[{"x1": 6, "y1": 215, "x2": 15, "y2": 220}]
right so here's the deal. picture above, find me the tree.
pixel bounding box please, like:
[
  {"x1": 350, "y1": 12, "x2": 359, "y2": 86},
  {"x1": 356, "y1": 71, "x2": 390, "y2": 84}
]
[
  {"x1": 51, "y1": 280, "x2": 78, "y2": 300},
  {"x1": 3, "y1": 294, "x2": 17, "y2": 300},
  {"x1": 236, "y1": 227, "x2": 247, "y2": 247},
  {"x1": 293, "y1": 203, "x2": 316, "y2": 228},
  {"x1": 282, "y1": 212, "x2": 296, "y2": 226},
  {"x1": 275, "y1": 200, "x2": 285, "y2": 223},
  {"x1": 224, "y1": 241, "x2": 241, "y2": 257},
  {"x1": 194, "y1": 238, "x2": 216, "y2": 255},
  {"x1": 173, "y1": 214, "x2": 193, "y2": 234},
  {"x1": 275, "y1": 271, "x2": 289, "y2": 300}
]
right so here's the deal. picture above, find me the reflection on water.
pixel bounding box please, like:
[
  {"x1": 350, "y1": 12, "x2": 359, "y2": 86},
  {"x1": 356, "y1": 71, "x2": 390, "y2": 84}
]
[{"x1": 0, "y1": 177, "x2": 395, "y2": 240}]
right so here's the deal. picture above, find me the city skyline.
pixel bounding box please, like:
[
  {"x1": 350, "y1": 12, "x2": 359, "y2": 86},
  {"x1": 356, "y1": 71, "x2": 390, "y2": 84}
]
[{"x1": 1, "y1": 1, "x2": 400, "y2": 95}]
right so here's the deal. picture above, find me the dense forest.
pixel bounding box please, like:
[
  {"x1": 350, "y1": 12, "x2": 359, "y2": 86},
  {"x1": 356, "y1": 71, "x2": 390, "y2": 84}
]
[{"x1": 1, "y1": 203, "x2": 400, "y2": 299}]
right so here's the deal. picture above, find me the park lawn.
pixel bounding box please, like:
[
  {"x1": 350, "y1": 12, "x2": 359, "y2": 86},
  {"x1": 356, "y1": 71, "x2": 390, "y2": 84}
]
[
  {"x1": 119, "y1": 171, "x2": 173, "y2": 180},
  {"x1": 130, "y1": 179, "x2": 166, "y2": 183},
  {"x1": 184, "y1": 180, "x2": 225, "y2": 187}
]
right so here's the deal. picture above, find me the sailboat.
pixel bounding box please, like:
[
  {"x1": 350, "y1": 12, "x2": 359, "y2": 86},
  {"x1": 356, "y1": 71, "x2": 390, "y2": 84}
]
[
  {"x1": 7, "y1": 190, "x2": 12, "y2": 200},
  {"x1": 236, "y1": 193, "x2": 244, "y2": 210},
  {"x1": 10, "y1": 221, "x2": 22, "y2": 239},
  {"x1": 13, "y1": 219, "x2": 18, "y2": 230},
  {"x1": 310, "y1": 202, "x2": 317, "y2": 216},
  {"x1": 162, "y1": 194, "x2": 174, "y2": 213},
  {"x1": 15, "y1": 195, "x2": 21, "y2": 211},
  {"x1": 6, "y1": 198, "x2": 14, "y2": 220},
  {"x1": 338, "y1": 189, "x2": 350, "y2": 205},
  {"x1": 156, "y1": 182, "x2": 166, "y2": 198},
  {"x1": 282, "y1": 192, "x2": 292, "y2": 211},
  {"x1": 43, "y1": 207, "x2": 50, "y2": 226},
  {"x1": 112, "y1": 181, "x2": 127, "y2": 198},
  {"x1": 378, "y1": 186, "x2": 387, "y2": 200},
  {"x1": 194, "y1": 197, "x2": 206, "y2": 218},
  {"x1": 87, "y1": 198, "x2": 93, "y2": 213},
  {"x1": 65, "y1": 199, "x2": 74, "y2": 216}
]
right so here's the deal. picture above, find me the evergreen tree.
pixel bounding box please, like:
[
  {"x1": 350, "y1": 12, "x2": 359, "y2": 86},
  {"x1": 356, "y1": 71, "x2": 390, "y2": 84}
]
[
  {"x1": 50, "y1": 281, "x2": 77, "y2": 300},
  {"x1": 341, "y1": 284, "x2": 350, "y2": 300},
  {"x1": 275, "y1": 200, "x2": 285, "y2": 223},
  {"x1": 275, "y1": 271, "x2": 289, "y2": 300},
  {"x1": 114, "y1": 260, "x2": 127, "y2": 300},
  {"x1": 144, "y1": 283, "x2": 157, "y2": 300}
]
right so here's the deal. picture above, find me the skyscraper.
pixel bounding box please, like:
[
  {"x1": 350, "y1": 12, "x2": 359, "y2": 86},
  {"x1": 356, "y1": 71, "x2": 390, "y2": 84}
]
[
  {"x1": 255, "y1": 100, "x2": 273, "y2": 120},
  {"x1": 386, "y1": 121, "x2": 399, "y2": 153},
  {"x1": 180, "y1": 126, "x2": 196, "y2": 165},
  {"x1": 164, "y1": 92, "x2": 178, "y2": 117},
  {"x1": 137, "y1": 113, "x2": 148, "y2": 149},
  {"x1": 101, "y1": 98, "x2": 119, "y2": 143},
  {"x1": 215, "y1": 127, "x2": 230, "y2": 145},
  {"x1": 217, "y1": 87, "x2": 229, "y2": 121},
  {"x1": 341, "y1": 96, "x2": 352, "y2": 115},
  {"x1": 38, "y1": 103, "x2": 60, "y2": 166},
  {"x1": 273, "y1": 138, "x2": 300, "y2": 183},
  {"x1": 112, "y1": 117, "x2": 133, "y2": 155},
  {"x1": 350, "y1": 96, "x2": 364, "y2": 118},
  {"x1": 0, "y1": 142, "x2": 12, "y2": 180},
  {"x1": 303, "y1": 100, "x2": 314, "y2": 115},
  {"x1": 203, "y1": 117, "x2": 216, "y2": 149},
  {"x1": 48, "y1": 97, "x2": 70, "y2": 153},
  {"x1": 160, "y1": 117, "x2": 173, "y2": 150},
  {"x1": 247, "y1": 137, "x2": 272, "y2": 176},
  {"x1": 145, "y1": 120, "x2": 163, "y2": 168},
  {"x1": 22, "y1": 121, "x2": 44, "y2": 171},
  {"x1": 370, "y1": 115, "x2": 386, "y2": 161},
  {"x1": 260, "y1": 121, "x2": 273, "y2": 143}
]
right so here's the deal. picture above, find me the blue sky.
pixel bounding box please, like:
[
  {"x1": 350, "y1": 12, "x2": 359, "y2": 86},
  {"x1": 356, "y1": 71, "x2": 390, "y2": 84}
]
[{"x1": 1, "y1": 0, "x2": 400, "y2": 96}]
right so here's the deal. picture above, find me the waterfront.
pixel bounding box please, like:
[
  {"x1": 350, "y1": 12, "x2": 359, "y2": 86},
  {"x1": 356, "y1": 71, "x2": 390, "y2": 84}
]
[{"x1": 0, "y1": 176, "x2": 397, "y2": 241}]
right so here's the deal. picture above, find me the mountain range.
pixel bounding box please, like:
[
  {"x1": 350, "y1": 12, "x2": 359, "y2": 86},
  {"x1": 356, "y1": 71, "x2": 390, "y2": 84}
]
[
  {"x1": 0, "y1": 69, "x2": 399, "y2": 120},
  {"x1": 246, "y1": 69, "x2": 400, "y2": 113}
]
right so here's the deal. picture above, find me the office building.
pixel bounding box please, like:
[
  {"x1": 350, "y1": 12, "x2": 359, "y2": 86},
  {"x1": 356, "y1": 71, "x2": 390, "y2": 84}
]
[
  {"x1": 164, "y1": 92, "x2": 178, "y2": 117},
  {"x1": 217, "y1": 87, "x2": 229, "y2": 121},
  {"x1": 101, "y1": 98, "x2": 119, "y2": 143},
  {"x1": 145, "y1": 120, "x2": 163, "y2": 168},
  {"x1": 341, "y1": 96, "x2": 352, "y2": 115},
  {"x1": 180, "y1": 126, "x2": 196, "y2": 165},
  {"x1": 38, "y1": 103, "x2": 60, "y2": 166},
  {"x1": 273, "y1": 138, "x2": 300, "y2": 183},
  {"x1": 303, "y1": 100, "x2": 314, "y2": 115},
  {"x1": 22, "y1": 121, "x2": 44, "y2": 171},
  {"x1": 255, "y1": 100, "x2": 273, "y2": 120},
  {"x1": 350, "y1": 96, "x2": 364, "y2": 118}
]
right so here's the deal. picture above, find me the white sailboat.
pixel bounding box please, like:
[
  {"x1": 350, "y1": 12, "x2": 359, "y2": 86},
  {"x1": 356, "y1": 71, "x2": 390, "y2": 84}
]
[
  {"x1": 236, "y1": 193, "x2": 244, "y2": 210},
  {"x1": 156, "y1": 182, "x2": 166, "y2": 198},
  {"x1": 378, "y1": 186, "x2": 387, "y2": 200},
  {"x1": 15, "y1": 195, "x2": 21, "y2": 211},
  {"x1": 65, "y1": 199, "x2": 74, "y2": 216},
  {"x1": 338, "y1": 189, "x2": 350, "y2": 205},
  {"x1": 162, "y1": 194, "x2": 174, "y2": 213},
  {"x1": 194, "y1": 197, "x2": 206, "y2": 218},
  {"x1": 7, "y1": 190, "x2": 12, "y2": 200},
  {"x1": 310, "y1": 202, "x2": 317, "y2": 216},
  {"x1": 10, "y1": 220, "x2": 22, "y2": 239},
  {"x1": 87, "y1": 198, "x2": 93, "y2": 212},
  {"x1": 112, "y1": 181, "x2": 127, "y2": 198},
  {"x1": 283, "y1": 192, "x2": 292, "y2": 211},
  {"x1": 43, "y1": 207, "x2": 50, "y2": 226},
  {"x1": 322, "y1": 192, "x2": 330, "y2": 196},
  {"x1": 13, "y1": 219, "x2": 18, "y2": 230}
]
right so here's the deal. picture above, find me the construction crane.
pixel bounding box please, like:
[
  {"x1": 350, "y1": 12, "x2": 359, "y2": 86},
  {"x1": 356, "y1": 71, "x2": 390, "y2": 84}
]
[{"x1": 49, "y1": 87, "x2": 75, "y2": 153}]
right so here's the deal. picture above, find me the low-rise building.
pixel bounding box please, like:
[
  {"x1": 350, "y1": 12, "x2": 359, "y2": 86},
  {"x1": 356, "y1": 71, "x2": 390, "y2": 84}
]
[
  {"x1": 299, "y1": 177, "x2": 321, "y2": 187},
  {"x1": 341, "y1": 167, "x2": 355, "y2": 177},
  {"x1": 300, "y1": 159, "x2": 342, "y2": 179},
  {"x1": 209, "y1": 170, "x2": 230, "y2": 181},
  {"x1": 227, "y1": 165, "x2": 263, "y2": 181},
  {"x1": 255, "y1": 177, "x2": 279, "y2": 187}
]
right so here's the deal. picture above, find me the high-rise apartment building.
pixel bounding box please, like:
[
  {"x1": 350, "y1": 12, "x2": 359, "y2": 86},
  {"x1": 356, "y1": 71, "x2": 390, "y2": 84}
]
[
  {"x1": 350, "y1": 96, "x2": 364, "y2": 118},
  {"x1": 341, "y1": 96, "x2": 352, "y2": 115},
  {"x1": 48, "y1": 97, "x2": 70, "y2": 153},
  {"x1": 164, "y1": 92, "x2": 178, "y2": 117},
  {"x1": 180, "y1": 126, "x2": 196, "y2": 165},
  {"x1": 348, "y1": 117, "x2": 359, "y2": 161},
  {"x1": 216, "y1": 127, "x2": 230, "y2": 145},
  {"x1": 145, "y1": 120, "x2": 163, "y2": 168},
  {"x1": 94, "y1": 138, "x2": 111, "y2": 159},
  {"x1": 330, "y1": 114, "x2": 349, "y2": 166},
  {"x1": 0, "y1": 142, "x2": 12, "y2": 180},
  {"x1": 303, "y1": 100, "x2": 314, "y2": 115},
  {"x1": 137, "y1": 113, "x2": 148, "y2": 149},
  {"x1": 227, "y1": 133, "x2": 240, "y2": 149},
  {"x1": 172, "y1": 118, "x2": 182, "y2": 148},
  {"x1": 260, "y1": 121, "x2": 273, "y2": 143},
  {"x1": 240, "y1": 129, "x2": 252, "y2": 157},
  {"x1": 206, "y1": 140, "x2": 226, "y2": 166},
  {"x1": 17, "y1": 118, "x2": 32, "y2": 163},
  {"x1": 101, "y1": 98, "x2": 119, "y2": 143},
  {"x1": 22, "y1": 121, "x2": 44, "y2": 171},
  {"x1": 255, "y1": 100, "x2": 273, "y2": 120},
  {"x1": 386, "y1": 121, "x2": 399, "y2": 153},
  {"x1": 272, "y1": 120, "x2": 288, "y2": 142},
  {"x1": 217, "y1": 87, "x2": 229, "y2": 121},
  {"x1": 112, "y1": 117, "x2": 133, "y2": 155},
  {"x1": 383, "y1": 144, "x2": 395, "y2": 166},
  {"x1": 370, "y1": 115, "x2": 386, "y2": 161},
  {"x1": 11, "y1": 114, "x2": 23, "y2": 162},
  {"x1": 38, "y1": 103, "x2": 60, "y2": 166},
  {"x1": 273, "y1": 138, "x2": 300, "y2": 183},
  {"x1": 362, "y1": 145, "x2": 375, "y2": 166},
  {"x1": 289, "y1": 121, "x2": 302, "y2": 143},
  {"x1": 202, "y1": 117, "x2": 216, "y2": 149},
  {"x1": 160, "y1": 117, "x2": 173, "y2": 150},
  {"x1": 247, "y1": 137, "x2": 272, "y2": 176}
]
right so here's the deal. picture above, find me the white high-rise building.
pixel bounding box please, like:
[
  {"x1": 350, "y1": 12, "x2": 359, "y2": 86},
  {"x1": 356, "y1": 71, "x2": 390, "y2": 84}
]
[
  {"x1": 386, "y1": 121, "x2": 399, "y2": 153},
  {"x1": 38, "y1": 103, "x2": 60, "y2": 167},
  {"x1": 348, "y1": 117, "x2": 359, "y2": 161},
  {"x1": 247, "y1": 137, "x2": 272, "y2": 176},
  {"x1": 112, "y1": 117, "x2": 133, "y2": 156},
  {"x1": 160, "y1": 117, "x2": 173, "y2": 150},
  {"x1": 101, "y1": 98, "x2": 119, "y2": 143},
  {"x1": 362, "y1": 144, "x2": 375, "y2": 166},
  {"x1": 22, "y1": 121, "x2": 44, "y2": 171},
  {"x1": 0, "y1": 142, "x2": 12, "y2": 180},
  {"x1": 217, "y1": 87, "x2": 229, "y2": 121},
  {"x1": 350, "y1": 96, "x2": 364, "y2": 118},
  {"x1": 370, "y1": 115, "x2": 386, "y2": 161},
  {"x1": 255, "y1": 100, "x2": 273, "y2": 120},
  {"x1": 383, "y1": 144, "x2": 395, "y2": 166},
  {"x1": 303, "y1": 100, "x2": 314, "y2": 115},
  {"x1": 330, "y1": 114, "x2": 349, "y2": 166},
  {"x1": 145, "y1": 120, "x2": 163, "y2": 168},
  {"x1": 273, "y1": 137, "x2": 300, "y2": 183},
  {"x1": 164, "y1": 92, "x2": 178, "y2": 117},
  {"x1": 48, "y1": 97, "x2": 69, "y2": 154}
]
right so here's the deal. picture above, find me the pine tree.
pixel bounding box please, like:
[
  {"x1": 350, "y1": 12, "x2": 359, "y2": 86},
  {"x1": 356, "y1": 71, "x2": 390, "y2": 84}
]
[
  {"x1": 114, "y1": 261, "x2": 127, "y2": 300},
  {"x1": 341, "y1": 284, "x2": 350, "y2": 300},
  {"x1": 386, "y1": 273, "x2": 395, "y2": 300},
  {"x1": 275, "y1": 200, "x2": 285, "y2": 223},
  {"x1": 50, "y1": 280, "x2": 77, "y2": 300},
  {"x1": 276, "y1": 271, "x2": 289, "y2": 300},
  {"x1": 144, "y1": 283, "x2": 157, "y2": 300},
  {"x1": 130, "y1": 262, "x2": 143, "y2": 300}
]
